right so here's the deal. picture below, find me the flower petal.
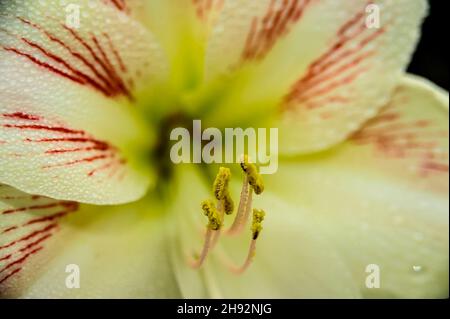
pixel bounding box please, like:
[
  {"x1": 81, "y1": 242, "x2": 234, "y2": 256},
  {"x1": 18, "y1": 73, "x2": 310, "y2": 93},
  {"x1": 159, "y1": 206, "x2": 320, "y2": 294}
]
[
  {"x1": 0, "y1": 186, "x2": 180, "y2": 298},
  {"x1": 349, "y1": 75, "x2": 449, "y2": 193},
  {"x1": 265, "y1": 76, "x2": 449, "y2": 297},
  {"x1": 170, "y1": 165, "x2": 360, "y2": 298},
  {"x1": 127, "y1": 1, "x2": 210, "y2": 90},
  {"x1": 0, "y1": 0, "x2": 168, "y2": 204},
  {"x1": 0, "y1": 184, "x2": 78, "y2": 293},
  {"x1": 1, "y1": 0, "x2": 167, "y2": 99},
  {"x1": 202, "y1": 0, "x2": 427, "y2": 154}
]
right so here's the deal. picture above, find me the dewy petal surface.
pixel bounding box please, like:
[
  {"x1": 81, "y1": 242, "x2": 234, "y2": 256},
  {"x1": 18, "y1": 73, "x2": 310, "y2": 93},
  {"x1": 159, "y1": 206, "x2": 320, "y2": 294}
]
[
  {"x1": 266, "y1": 75, "x2": 449, "y2": 298},
  {"x1": 0, "y1": 187, "x2": 181, "y2": 298},
  {"x1": 0, "y1": 183, "x2": 79, "y2": 295},
  {"x1": 126, "y1": 0, "x2": 210, "y2": 90},
  {"x1": 0, "y1": 0, "x2": 168, "y2": 204},
  {"x1": 169, "y1": 166, "x2": 360, "y2": 298},
  {"x1": 202, "y1": 0, "x2": 427, "y2": 154}
]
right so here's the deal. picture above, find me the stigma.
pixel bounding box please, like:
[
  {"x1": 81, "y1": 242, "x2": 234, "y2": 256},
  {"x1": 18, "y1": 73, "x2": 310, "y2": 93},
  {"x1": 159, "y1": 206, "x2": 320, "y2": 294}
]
[{"x1": 189, "y1": 156, "x2": 266, "y2": 273}]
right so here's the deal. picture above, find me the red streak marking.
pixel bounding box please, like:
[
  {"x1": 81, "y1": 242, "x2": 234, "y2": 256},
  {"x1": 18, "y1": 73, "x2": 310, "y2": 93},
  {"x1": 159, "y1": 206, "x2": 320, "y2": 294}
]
[
  {"x1": 296, "y1": 51, "x2": 375, "y2": 100},
  {"x1": 43, "y1": 154, "x2": 114, "y2": 170},
  {"x1": 0, "y1": 246, "x2": 43, "y2": 275},
  {"x1": 91, "y1": 35, "x2": 131, "y2": 98},
  {"x1": 2, "y1": 112, "x2": 40, "y2": 121},
  {"x1": 193, "y1": 0, "x2": 224, "y2": 20},
  {"x1": 2, "y1": 226, "x2": 18, "y2": 234},
  {"x1": 87, "y1": 157, "x2": 125, "y2": 177},
  {"x1": 351, "y1": 102, "x2": 449, "y2": 178},
  {"x1": 3, "y1": 124, "x2": 85, "y2": 135},
  {"x1": 304, "y1": 94, "x2": 349, "y2": 110},
  {"x1": 106, "y1": 0, "x2": 127, "y2": 11},
  {"x1": 25, "y1": 137, "x2": 110, "y2": 148},
  {"x1": 45, "y1": 145, "x2": 109, "y2": 154},
  {"x1": 19, "y1": 17, "x2": 121, "y2": 98},
  {"x1": 15, "y1": 17, "x2": 132, "y2": 98},
  {"x1": 0, "y1": 267, "x2": 22, "y2": 285},
  {"x1": 25, "y1": 204, "x2": 78, "y2": 226},
  {"x1": 2, "y1": 202, "x2": 74, "y2": 215},
  {"x1": 103, "y1": 33, "x2": 127, "y2": 72},
  {"x1": 422, "y1": 162, "x2": 449, "y2": 173},
  {"x1": 243, "y1": 0, "x2": 313, "y2": 61},
  {"x1": 21, "y1": 35, "x2": 116, "y2": 97},
  {"x1": 285, "y1": 5, "x2": 386, "y2": 107},
  {"x1": 19, "y1": 233, "x2": 52, "y2": 253},
  {"x1": 2, "y1": 47, "x2": 86, "y2": 85},
  {"x1": 0, "y1": 224, "x2": 56, "y2": 251},
  {"x1": 298, "y1": 67, "x2": 367, "y2": 104},
  {"x1": 0, "y1": 195, "x2": 41, "y2": 200},
  {"x1": 63, "y1": 25, "x2": 130, "y2": 98},
  {"x1": 0, "y1": 254, "x2": 12, "y2": 262}
]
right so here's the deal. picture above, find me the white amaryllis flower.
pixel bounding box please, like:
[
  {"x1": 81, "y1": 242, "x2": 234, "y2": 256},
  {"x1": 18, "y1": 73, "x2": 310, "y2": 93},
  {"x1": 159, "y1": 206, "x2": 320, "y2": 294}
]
[{"x1": 0, "y1": 0, "x2": 448, "y2": 298}]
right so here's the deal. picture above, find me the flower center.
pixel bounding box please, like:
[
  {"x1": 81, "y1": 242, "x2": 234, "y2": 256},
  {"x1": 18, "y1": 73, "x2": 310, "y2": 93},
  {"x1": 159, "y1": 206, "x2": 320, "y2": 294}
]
[{"x1": 189, "y1": 155, "x2": 266, "y2": 274}]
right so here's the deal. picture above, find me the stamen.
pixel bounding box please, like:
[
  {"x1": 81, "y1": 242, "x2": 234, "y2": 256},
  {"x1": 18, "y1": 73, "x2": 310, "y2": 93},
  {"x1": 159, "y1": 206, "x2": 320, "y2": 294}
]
[
  {"x1": 225, "y1": 176, "x2": 252, "y2": 236},
  {"x1": 228, "y1": 209, "x2": 266, "y2": 274},
  {"x1": 211, "y1": 199, "x2": 225, "y2": 249},
  {"x1": 240, "y1": 155, "x2": 264, "y2": 195},
  {"x1": 190, "y1": 159, "x2": 266, "y2": 271},
  {"x1": 202, "y1": 199, "x2": 222, "y2": 231},
  {"x1": 251, "y1": 208, "x2": 265, "y2": 241},
  {"x1": 189, "y1": 228, "x2": 214, "y2": 269},
  {"x1": 226, "y1": 155, "x2": 263, "y2": 236},
  {"x1": 189, "y1": 200, "x2": 223, "y2": 269},
  {"x1": 213, "y1": 167, "x2": 234, "y2": 215}
]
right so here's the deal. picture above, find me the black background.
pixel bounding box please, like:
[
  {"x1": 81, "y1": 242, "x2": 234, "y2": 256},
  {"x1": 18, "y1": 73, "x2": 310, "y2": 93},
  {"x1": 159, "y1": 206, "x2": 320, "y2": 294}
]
[{"x1": 408, "y1": 0, "x2": 448, "y2": 90}]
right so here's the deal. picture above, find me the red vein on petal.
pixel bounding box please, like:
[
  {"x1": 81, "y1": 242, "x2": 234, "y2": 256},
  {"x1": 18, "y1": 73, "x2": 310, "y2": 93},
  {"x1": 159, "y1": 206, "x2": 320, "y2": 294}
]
[
  {"x1": 285, "y1": 4, "x2": 386, "y2": 108},
  {"x1": 350, "y1": 95, "x2": 450, "y2": 178},
  {"x1": 3, "y1": 124, "x2": 85, "y2": 135},
  {"x1": 242, "y1": 0, "x2": 315, "y2": 61},
  {"x1": 2, "y1": 202, "x2": 74, "y2": 215},
  {"x1": 0, "y1": 267, "x2": 23, "y2": 285},
  {"x1": 0, "y1": 246, "x2": 43, "y2": 275},
  {"x1": 17, "y1": 18, "x2": 123, "y2": 98},
  {"x1": 4, "y1": 17, "x2": 133, "y2": 99},
  {"x1": 2, "y1": 113, "x2": 127, "y2": 177},
  {"x1": 1, "y1": 46, "x2": 86, "y2": 85},
  {"x1": 0, "y1": 223, "x2": 56, "y2": 251},
  {"x1": 2, "y1": 112, "x2": 40, "y2": 121},
  {"x1": 63, "y1": 24, "x2": 133, "y2": 99}
]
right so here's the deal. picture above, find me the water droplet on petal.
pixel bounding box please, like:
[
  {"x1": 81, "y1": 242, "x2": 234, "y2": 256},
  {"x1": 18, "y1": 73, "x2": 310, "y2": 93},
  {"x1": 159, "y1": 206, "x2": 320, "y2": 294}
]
[{"x1": 412, "y1": 265, "x2": 423, "y2": 272}]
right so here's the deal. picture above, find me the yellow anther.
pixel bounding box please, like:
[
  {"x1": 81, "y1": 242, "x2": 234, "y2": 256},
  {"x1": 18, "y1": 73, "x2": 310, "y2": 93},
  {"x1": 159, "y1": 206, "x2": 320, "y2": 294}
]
[
  {"x1": 223, "y1": 194, "x2": 234, "y2": 215},
  {"x1": 213, "y1": 167, "x2": 234, "y2": 215},
  {"x1": 251, "y1": 209, "x2": 265, "y2": 240},
  {"x1": 240, "y1": 155, "x2": 264, "y2": 195},
  {"x1": 213, "y1": 167, "x2": 231, "y2": 200},
  {"x1": 201, "y1": 199, "x2": 222, "y2": 231}
]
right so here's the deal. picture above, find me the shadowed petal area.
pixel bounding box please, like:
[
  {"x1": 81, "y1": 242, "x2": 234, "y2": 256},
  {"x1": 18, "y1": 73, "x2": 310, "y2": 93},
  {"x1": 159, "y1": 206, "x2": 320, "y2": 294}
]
[{"x1": 266, "y1": 75, "x2": 449, "y2": 297}]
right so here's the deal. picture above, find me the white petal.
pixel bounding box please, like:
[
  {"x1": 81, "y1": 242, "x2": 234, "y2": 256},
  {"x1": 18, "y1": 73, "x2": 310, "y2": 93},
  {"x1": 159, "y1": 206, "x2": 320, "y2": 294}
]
[
  {"x1": 1, "y1": 185, "x2": 180, "y2": 298},
  {"x1": 202, "y1": 0, "x2": 427, "y2": 154},
  {"x1": 0, "y1": 0, "x2": 168, "y2": 204},
  {"x1": 265, "y1": 76, "x2": 449, "y2": 298}
]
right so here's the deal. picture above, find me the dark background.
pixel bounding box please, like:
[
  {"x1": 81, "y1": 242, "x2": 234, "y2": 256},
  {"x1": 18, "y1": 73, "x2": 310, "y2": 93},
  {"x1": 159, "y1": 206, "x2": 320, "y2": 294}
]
[{"x1": 408, "y1": 0, "x2": 448, "y2": 90}]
